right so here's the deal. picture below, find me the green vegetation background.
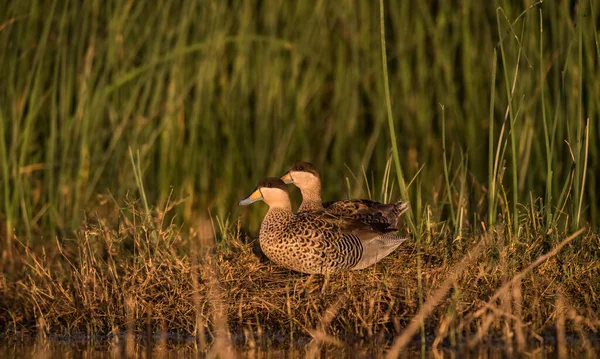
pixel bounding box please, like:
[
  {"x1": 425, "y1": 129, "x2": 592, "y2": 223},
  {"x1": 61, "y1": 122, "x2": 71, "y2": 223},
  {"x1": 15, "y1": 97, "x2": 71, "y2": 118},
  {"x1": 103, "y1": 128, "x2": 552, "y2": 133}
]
[{"x1": 1, "y1": 0, "x2": 598, "y2": 243}]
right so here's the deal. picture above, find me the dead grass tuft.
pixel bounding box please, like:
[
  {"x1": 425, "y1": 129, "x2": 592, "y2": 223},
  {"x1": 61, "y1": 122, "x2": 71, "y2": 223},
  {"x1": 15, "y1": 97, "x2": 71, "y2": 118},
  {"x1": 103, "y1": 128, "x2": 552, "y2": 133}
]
[{"x1": 0, "y1": 203, "x2": 599, "y2": 353}]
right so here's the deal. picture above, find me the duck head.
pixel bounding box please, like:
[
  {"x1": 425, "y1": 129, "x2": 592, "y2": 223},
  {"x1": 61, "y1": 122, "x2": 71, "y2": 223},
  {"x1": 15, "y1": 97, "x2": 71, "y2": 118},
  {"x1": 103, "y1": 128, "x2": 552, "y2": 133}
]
[
  {"x1": 280, "y1": 161, "x2": 321, "y2": 192},
  {"x1": 239, "y1": 177, "x2": 291, "y2": 209}
]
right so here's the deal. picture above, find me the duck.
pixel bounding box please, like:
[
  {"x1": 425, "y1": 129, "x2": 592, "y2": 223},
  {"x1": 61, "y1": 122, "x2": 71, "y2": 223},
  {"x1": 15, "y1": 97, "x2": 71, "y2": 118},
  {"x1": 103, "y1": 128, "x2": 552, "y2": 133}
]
[
  {"x1": 238, "y1": 177, "x2": 408, "y2": 274},
  {"x1": 280, "y1": 162, "x2": 408, "y2": 229}
]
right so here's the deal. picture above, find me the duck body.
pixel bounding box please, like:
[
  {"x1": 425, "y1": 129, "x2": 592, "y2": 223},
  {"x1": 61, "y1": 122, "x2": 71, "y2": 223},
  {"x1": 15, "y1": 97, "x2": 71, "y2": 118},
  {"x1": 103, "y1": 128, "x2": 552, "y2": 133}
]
[{"x1": 259, "y1": 206, "x2": 406, "y2": 274}]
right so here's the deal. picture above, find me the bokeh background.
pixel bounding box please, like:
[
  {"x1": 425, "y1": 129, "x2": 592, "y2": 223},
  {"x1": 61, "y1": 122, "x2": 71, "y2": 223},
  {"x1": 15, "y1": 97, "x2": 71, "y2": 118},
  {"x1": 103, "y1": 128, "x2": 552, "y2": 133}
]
[{"x1": 1, "y1": 0, "x2": 598, "y2": 241}]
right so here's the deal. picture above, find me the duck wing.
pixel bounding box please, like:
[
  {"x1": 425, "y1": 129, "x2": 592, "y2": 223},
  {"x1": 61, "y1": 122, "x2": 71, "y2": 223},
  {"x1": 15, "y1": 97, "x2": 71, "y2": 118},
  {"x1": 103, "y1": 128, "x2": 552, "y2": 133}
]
[
  {"x1": 323, "y1": 199, "x2": 409, "y2": 228},
  {"x1": 301, "y1": 209, "x2": 396, "y2": 234},
  {"x1": 314, "y1": 210, "x2": 409, "y2": 269}
]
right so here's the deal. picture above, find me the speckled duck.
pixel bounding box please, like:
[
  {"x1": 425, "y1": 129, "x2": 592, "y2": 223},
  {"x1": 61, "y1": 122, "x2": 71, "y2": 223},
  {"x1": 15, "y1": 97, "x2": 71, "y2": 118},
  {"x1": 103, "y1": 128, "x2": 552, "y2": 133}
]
[{"x1": 239, "y1": 177, "x2": 408, "y2": 274}]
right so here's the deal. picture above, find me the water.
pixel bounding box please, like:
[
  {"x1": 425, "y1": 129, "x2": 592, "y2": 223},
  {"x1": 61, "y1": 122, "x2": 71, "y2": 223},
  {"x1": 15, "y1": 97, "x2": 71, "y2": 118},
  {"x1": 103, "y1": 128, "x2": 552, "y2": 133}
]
[{"x1": 1, "y1": 334, "x2": 597, "y2": 359}]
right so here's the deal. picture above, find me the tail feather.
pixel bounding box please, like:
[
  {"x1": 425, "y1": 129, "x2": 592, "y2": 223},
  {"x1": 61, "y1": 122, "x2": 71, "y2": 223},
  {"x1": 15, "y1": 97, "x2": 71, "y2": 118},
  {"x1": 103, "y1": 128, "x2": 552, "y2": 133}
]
[
  {"x1": 379, "y1": 232, "x2": 409, "y2": 247},
  {"x1": 381, "y1": 201, "x2": 409, "y2": 228},
  {"x1": 352, "y1": 233, "x2": 410, "y2": 270}
]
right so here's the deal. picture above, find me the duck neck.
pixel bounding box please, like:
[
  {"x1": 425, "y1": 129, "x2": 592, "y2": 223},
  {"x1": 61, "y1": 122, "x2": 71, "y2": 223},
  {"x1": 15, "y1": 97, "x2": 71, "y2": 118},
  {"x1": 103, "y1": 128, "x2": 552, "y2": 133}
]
[
  {"x1": 298, "y1": 183, "x2": 323, "y2": 212},
  {"x1": 265, "y1": 195, "x2": 292, "y2": 216},
  {"x1": 262, "y1": 203, "x2": 294, "y2": 232}
]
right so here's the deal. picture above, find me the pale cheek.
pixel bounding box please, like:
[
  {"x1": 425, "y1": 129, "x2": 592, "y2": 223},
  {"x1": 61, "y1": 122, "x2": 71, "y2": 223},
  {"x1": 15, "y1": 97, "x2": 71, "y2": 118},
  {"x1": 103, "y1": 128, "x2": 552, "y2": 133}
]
[{"x1": 295, "y1": 174, "x2": 319, "y2": 188}]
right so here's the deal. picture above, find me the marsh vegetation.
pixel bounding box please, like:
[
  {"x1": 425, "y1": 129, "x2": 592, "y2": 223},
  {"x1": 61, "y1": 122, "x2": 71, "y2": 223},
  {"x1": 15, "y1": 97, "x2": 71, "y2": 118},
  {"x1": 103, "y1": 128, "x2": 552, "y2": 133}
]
[{"x1": 1, "y1": 0, "x2": 599, "y2": 356}]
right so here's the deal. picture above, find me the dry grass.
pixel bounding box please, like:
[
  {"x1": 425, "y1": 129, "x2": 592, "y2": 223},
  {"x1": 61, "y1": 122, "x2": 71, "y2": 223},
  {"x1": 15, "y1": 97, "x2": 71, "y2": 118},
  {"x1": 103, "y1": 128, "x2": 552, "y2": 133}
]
[
  {"x1": 1, "y1": 1, "x2": 599, "y2": 355},
  {"x1": 0, "y1": 199, "x2": 599, "y2": 355}
]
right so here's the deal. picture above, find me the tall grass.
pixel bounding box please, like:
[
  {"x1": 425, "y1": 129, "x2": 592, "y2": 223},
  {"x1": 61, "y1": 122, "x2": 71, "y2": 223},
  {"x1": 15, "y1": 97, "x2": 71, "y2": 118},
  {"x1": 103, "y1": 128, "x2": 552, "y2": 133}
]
[
  {"x1": 0, "y1": 0, "x2": 598, "y2": 248},
  {"x1": 1, "y1": 2, "x2": 599, "y2": 355}
]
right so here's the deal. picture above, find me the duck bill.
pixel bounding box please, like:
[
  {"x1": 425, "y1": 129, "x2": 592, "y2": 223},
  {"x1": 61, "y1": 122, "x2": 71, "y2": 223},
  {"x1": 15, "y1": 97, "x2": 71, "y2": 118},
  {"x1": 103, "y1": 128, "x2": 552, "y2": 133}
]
[
  {"x1": 238, "y1": 188, "x2": 263, "y2": 206},
  {"x1": 280, "y1": 171, "x2": 294, "y2": 184}
]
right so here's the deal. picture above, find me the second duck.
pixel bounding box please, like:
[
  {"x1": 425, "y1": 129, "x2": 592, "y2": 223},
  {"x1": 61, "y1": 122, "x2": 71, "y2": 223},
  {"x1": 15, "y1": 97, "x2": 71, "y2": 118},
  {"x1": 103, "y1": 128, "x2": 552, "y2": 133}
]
[{"x1": 281, "y1": 162, "x2": 408, "y2": 229}]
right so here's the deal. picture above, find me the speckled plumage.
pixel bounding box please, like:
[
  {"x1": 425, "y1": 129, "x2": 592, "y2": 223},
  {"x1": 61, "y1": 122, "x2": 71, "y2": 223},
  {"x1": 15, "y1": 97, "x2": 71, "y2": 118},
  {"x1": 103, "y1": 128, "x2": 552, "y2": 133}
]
[
  {"x1": 239, "y1": 177, "x2": 409, "y2": 274},
  {"x1": 281, "y1": 162, "x2": 409, "y2": 229}
]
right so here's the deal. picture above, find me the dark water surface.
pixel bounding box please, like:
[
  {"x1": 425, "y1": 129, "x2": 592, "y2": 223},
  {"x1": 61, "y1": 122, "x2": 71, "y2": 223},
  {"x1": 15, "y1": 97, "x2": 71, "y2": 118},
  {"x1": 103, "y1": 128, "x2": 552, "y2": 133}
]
[{"x1": 1, "y1": 334, "x2": 597, "y2": 358}]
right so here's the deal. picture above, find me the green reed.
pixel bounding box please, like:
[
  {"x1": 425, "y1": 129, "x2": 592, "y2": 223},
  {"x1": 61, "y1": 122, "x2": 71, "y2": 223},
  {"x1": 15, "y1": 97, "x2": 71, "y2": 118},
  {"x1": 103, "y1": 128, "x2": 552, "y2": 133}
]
[{"x1": 0, "y1": 0, "x2": 598, "y2": 250}]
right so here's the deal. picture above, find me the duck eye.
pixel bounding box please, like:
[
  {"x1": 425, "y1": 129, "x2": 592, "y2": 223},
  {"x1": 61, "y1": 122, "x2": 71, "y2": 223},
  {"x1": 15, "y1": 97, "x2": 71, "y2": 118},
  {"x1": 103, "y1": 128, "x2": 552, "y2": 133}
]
[
  {"x1": 267, "y1": 183, "x2": 272, "y2": 188},
  {"x1": 297, "y1": 166, "x2": 303, "y2": 171}
]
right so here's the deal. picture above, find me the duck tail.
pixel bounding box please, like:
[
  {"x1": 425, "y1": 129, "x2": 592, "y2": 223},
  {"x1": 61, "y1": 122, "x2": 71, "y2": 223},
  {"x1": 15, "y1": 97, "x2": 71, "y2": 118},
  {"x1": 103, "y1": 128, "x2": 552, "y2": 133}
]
[
  {"x1": 391, "y1": 201, "x2": 409, "y2": 217},
  {"x1": 380, "y1": 201, "x2": 409, "y2": 228},
  {"x1": 379, "y1": 232, "x2": 410, "y2": 247}
]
